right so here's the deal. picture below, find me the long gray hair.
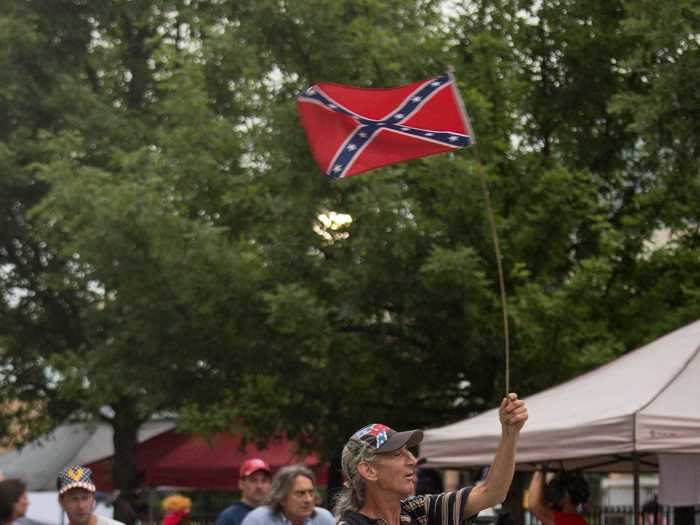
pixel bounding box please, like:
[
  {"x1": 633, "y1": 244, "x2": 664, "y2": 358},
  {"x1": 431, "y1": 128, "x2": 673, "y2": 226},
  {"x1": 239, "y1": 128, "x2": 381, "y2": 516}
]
[
  {"x1": 332, "y1": 438, "x2": 378, "y2": 518},
  {"x1": 265, "y1": 465, "x2": 318, "y2": 515}
]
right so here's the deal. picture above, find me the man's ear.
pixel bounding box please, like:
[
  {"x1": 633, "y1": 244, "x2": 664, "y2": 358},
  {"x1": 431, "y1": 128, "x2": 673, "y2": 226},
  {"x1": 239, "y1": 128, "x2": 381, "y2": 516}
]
[{"x1": 357, "y1": 462, "x2": 378, "y2": 482}]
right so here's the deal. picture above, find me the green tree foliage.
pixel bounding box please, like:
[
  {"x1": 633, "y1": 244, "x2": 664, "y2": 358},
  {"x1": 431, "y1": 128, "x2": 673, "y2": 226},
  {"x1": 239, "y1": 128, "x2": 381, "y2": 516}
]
[{"x1": 1, "y1": 0, "x2": 698, "y2": 507}]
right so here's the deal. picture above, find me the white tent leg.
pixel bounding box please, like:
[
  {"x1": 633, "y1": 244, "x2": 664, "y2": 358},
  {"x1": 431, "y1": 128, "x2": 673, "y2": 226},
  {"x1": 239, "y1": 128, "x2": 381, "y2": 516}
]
[{"x1": 633, "y1": 452, "x2": 640, "y2": 525}]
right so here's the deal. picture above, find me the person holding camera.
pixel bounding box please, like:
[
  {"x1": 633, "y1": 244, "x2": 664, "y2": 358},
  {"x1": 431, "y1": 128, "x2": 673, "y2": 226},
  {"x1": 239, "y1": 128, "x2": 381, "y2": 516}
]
[{"x1": 527, "y1": 469, "x2": 590, "y2": 525}]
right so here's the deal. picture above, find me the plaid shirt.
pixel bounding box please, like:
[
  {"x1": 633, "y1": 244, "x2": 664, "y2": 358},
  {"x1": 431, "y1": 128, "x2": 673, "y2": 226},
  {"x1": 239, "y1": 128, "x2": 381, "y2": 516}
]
[{"x1": 340, "y1": 487, "x2": 474, "y2": 525}]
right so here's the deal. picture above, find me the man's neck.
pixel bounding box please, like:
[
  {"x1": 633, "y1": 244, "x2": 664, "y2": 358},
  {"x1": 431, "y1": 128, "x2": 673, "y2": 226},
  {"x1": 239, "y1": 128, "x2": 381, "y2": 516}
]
[
  {"x1": 240, "y1": 498, "x2": 256, "y2": 508},
  {"x1": 359, "y1": 491, "x2": 402, "y2": 525}
]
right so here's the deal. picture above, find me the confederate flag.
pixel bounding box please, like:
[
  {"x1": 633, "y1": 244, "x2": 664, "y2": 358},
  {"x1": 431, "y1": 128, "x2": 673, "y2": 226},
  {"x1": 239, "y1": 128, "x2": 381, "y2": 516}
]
[{"x1": 296, "y1": 73, "x2": 473, "y2": 179}]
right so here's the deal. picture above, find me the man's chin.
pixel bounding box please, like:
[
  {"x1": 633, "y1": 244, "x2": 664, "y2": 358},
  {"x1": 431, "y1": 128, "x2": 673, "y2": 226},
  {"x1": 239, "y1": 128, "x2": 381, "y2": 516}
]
[{"x1": 401, "y1": 485, "x2": 417, "y2": 498}]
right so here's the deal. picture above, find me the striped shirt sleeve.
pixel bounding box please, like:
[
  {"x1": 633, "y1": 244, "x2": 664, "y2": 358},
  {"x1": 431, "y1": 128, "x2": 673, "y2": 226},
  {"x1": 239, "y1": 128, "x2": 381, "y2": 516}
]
[{"x1": 402, "y1": 487, "x2": 475, "y2": 525}]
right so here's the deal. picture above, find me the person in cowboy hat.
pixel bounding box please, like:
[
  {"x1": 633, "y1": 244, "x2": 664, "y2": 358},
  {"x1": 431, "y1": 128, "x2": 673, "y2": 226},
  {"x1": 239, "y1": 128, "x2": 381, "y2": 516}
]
[{"x1": 334, "y1": 393, "x2": 528, "y2": 525}]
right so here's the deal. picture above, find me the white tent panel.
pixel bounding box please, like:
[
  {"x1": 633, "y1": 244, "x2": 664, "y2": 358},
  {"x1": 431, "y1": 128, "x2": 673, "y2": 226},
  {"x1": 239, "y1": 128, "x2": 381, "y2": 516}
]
[
  {"x1": 72, "y1": 420, "x2": 175, "y2": 465},
  {"x1": 421, "y1": 319, "x2": 700, "y2": 471},
  {"x1": 0, "y1": 420, "x2": 175, "y2": 490},
  {"x1": 0, "y1": 425, "x2": 95, "y2": 490}
]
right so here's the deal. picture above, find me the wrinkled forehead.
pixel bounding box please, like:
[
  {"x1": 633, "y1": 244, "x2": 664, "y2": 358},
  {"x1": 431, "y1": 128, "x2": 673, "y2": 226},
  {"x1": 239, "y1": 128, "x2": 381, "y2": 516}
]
[{"x1": 290, "y1": 474, "x2": 315, "y2": 491}]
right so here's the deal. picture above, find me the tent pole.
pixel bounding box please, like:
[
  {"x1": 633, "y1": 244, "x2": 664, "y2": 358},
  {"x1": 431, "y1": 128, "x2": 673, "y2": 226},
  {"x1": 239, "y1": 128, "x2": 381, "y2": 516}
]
[{"x1": 633, "y1": 452, "x2": 640, "y2": 525}]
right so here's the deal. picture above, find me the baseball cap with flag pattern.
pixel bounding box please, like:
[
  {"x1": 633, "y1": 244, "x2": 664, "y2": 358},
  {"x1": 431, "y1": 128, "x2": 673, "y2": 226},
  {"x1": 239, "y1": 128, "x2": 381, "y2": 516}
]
[
  {"x1": 57, "y1": 465, "x2": 96, "y2": 495},
  {"x1": 350, "y1": 423, "x2": 423, "y2": 452}
]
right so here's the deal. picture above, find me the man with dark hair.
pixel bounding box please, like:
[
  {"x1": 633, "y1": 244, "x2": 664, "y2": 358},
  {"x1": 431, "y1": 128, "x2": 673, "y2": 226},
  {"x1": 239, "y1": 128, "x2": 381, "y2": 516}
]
[
  {"x1": 242, "y1": 465, "x2": 334, "y2": 525},
  {"x1": 215, "y1": 459, "x2": 272, "y2": 525},
  {"x1": 0, "y1": 478, "x2": 29, "y2": 525},
  {"x1": 334, "y1": 393, "x2": 528, "y2": 525},
  {"x1": 57, "y1": 466, "x2": 124, "y2": 525}
]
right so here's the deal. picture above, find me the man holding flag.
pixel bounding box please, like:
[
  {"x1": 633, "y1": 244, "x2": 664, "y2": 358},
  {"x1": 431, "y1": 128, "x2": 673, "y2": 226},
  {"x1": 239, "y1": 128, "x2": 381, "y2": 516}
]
[
  {"x1": 332, "y1": 394, "x2": 527, "y2": 525},
  {"x1": 297, "y1": 72, "x2": 525, "y2": 525}
]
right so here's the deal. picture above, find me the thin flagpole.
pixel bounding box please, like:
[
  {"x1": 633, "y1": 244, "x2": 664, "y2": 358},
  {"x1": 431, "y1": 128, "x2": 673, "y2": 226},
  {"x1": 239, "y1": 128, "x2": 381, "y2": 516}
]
[
  {"x1": 448, "y1": 70, "x2": 511, "y2": 395},
  {"x1": 472, "y1": 141, "x2": 511, "y2": 395}
]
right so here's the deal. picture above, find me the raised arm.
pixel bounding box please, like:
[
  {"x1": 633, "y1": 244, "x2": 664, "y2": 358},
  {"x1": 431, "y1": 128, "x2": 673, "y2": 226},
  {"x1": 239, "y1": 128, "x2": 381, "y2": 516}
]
[
  {"x1": 527, "y1": 471, "x2": 555, "y2": 525},
  {"x1": 463, "y1": 393, "x2": 528, "y2": 517}
]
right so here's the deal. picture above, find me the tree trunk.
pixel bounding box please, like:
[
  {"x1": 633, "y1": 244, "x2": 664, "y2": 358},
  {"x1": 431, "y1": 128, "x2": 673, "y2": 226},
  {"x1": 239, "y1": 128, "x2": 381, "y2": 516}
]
[{"x1": 111, "y1": 401, "x2": 142, "y2": 525}]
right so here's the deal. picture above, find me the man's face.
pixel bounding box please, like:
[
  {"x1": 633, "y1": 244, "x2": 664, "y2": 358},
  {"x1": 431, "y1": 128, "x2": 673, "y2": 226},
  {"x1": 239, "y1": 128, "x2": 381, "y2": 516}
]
[
  {"x1": 60, "y1": 489, "x2": 95, "y2": 525},
  {"x1": 239, "y1": 470, "x2": 271, "y2": 506},
  {"x1": 372, "y1": 446, "x2": 418, "y2": 498},
  {"x1": 14, "y1": 491, "x2": 29, "y2": 519},
  {"x1": 281, "y1": 475, "x2": 315, "y2": 523}
]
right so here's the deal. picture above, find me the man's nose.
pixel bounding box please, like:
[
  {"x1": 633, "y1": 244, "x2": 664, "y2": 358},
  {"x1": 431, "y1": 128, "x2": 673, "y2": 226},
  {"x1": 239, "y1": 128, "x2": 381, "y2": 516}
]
[{"x1": 406, "y1": 450, "x2": 417, "y2": 465}]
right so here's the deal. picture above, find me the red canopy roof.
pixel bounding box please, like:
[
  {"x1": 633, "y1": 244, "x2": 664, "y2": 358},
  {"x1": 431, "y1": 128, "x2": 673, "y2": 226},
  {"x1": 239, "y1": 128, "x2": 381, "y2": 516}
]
[{"x1": 87, "y1": 431, "x2": 326, "y2": 491}]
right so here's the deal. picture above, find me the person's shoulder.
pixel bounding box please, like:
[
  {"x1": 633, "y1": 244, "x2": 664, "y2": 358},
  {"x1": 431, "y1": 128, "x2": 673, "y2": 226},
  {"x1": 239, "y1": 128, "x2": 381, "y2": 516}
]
[
  {"x1": 241, "y1": 506, "x2": 275, "y2": 524},
  {"x1": 404, "y1": 487, "x2": 472, "y2": 502},
  {"x1": 15, "y1": 518, "x2": 51, "y2": 525},
  {"x1": 217, "y1": 502, "x2": 251, "y2": 523},
  {"x1": 215, "y1": 505, "x2": 235, "y2": 523},
  {"x1": 95, "y1": 515, "x2": 126, "y2": 525},
  {"x1": 245, "y1": 506, "x2": 273, "y2": 517},
  {"x1": 401, "y1": 488, "x2": 474, "y2": 515},
  {"x1": 312, "y1": 507, "x2": 334, "y2": 523},
  {"x1": 336, "y1": 511, "x2": 371, "y2": 525},
  {"x1": 401, "y1": 493, "x2": 429, "y2": 510},
  {"x1": 221, "y1": 501, "x2": 246, "y2": 512}
]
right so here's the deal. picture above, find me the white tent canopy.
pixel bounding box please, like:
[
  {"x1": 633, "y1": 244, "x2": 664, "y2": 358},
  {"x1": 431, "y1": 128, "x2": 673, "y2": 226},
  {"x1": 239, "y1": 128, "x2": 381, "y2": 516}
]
[
  {"x1": 0, "y1": 420, "x2": 174, "y2": 490},
  {"x1": 421, "y1": 318, "x2": 700, "y2": 473}
]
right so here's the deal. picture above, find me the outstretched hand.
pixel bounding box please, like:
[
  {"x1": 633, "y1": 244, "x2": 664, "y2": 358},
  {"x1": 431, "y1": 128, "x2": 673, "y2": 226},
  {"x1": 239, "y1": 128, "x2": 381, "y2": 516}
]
[{"x1": 499, "y1": 393, "x2": 528, "y2": 432}]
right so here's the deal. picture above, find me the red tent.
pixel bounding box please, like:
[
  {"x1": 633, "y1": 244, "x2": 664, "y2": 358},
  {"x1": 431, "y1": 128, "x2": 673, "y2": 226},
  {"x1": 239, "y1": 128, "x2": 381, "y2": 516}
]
[{"x1": 87, "y1": 431, "x2": 327, "y2": 491}]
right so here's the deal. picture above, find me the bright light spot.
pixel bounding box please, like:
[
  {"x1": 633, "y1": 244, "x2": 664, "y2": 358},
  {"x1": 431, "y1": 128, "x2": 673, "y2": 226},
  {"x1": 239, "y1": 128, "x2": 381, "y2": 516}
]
[{"x1": 314, "y1": 211, "x2": 352, "y2": 241}]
